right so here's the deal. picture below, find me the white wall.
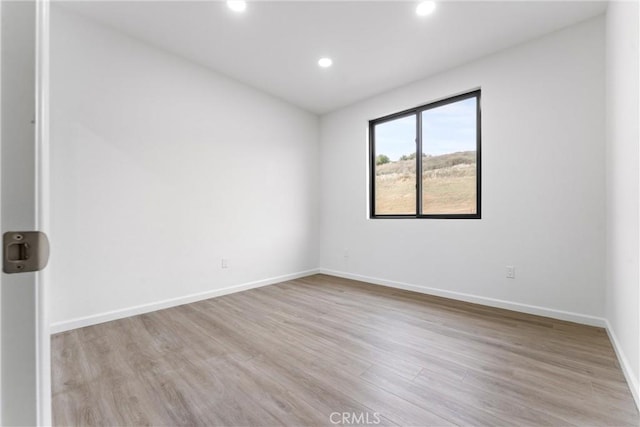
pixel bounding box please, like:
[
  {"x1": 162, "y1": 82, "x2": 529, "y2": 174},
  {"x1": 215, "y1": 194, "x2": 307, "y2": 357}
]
[
  {"x1": 49, "y1": 7, "x2": 319, "y2": 328},
  {"x1": 319, "y1": 17, "x2": 606, "y2": 324},
  {"x1": 605, "y1": 0, "x2": 639, "y2": 403}
]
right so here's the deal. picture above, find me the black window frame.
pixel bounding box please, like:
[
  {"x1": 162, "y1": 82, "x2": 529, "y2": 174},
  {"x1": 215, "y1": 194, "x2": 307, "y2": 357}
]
[{"x1": 369, "y1": 89, "x2": 481, "y2": 219}]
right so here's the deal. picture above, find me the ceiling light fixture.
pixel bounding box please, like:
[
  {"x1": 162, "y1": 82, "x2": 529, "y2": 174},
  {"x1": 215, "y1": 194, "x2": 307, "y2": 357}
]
[
  {"x1": 416, "y1": 1, "x2": 436, "y2": 16},
  {"x1": 227, "y1": 1, "x2": 247, "y2": 13},
  {"x1": 318, "y1": 57, "x2": 333, "y2": 68}
]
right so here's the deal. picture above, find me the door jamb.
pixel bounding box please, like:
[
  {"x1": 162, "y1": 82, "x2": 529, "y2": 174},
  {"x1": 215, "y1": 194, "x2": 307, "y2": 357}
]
[{"x1": 35, "y1": 0, "x2": 51, "y2": 424}]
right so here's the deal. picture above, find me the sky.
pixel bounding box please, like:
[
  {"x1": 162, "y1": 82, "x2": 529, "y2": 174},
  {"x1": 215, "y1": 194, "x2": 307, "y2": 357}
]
[{"x1": 374, "y1": 97, "x2": 476, "y2": 160}]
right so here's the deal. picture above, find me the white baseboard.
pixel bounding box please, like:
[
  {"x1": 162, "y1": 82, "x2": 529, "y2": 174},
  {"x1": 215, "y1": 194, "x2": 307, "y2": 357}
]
[
  {"x1": 50, "y1": 269, "x2": 320, "y2": 334},
  {"x1": 318, "y1": 269, "x2": 607, "y2": 327},
  {"x1": 605, "y1": 320, "x2": 640, "y2": 410}
]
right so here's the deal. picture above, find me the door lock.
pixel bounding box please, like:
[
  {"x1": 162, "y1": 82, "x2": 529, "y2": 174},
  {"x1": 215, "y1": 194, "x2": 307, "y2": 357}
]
[{"x1": 3, "y1": 231, "x2": 49, "y2": 274}]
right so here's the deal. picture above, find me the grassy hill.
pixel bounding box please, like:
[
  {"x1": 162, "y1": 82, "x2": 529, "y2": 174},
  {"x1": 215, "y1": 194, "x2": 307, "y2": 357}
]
[
  {"x1": 377, "y1": 150, "x2": 475, "y2": 174},
  {"x1": 375, "y1": 150, "x2": 477, "y2": 214}
]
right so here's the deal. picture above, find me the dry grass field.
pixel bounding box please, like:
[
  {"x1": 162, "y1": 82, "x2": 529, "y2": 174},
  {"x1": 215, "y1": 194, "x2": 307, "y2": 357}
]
[{"x1": 375, "y1": 151, "x2": 477, "y2": 215}]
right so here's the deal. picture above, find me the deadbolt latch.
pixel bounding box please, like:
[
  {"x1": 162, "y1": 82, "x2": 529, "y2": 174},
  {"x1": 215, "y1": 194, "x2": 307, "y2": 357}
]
[{"x1": 3, "y1": 231, "x2": 50, "y2": 274}]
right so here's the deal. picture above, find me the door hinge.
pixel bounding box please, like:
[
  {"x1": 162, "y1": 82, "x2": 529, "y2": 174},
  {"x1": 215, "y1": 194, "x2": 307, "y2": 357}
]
[{"x1": 3, "y1": 231, "x2": 50, "y2": 274}]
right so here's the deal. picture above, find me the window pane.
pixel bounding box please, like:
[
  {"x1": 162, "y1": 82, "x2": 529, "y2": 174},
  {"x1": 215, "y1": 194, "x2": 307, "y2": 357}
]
[
  {"x1": 374, "y1": 115, "x2": 416, "y2": 215},
  {"x1": 421, "y1": 97, "x2": 477, "y2": 215}
]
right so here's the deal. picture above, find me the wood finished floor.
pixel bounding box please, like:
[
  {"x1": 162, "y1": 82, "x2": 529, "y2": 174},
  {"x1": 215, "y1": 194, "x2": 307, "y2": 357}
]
[{"x1": 52, "y1": 274, "x2": 639, "y2": 426}]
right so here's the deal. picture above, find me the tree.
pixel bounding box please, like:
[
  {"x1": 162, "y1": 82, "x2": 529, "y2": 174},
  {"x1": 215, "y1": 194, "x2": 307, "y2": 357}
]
[{"x1": 376, "y1": 154, "x2": 390, "y2": 166}]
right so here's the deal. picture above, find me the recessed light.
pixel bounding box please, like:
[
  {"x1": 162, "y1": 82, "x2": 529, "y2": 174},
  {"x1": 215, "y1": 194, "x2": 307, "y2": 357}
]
[
  {"x1": 416, "y1": 1, "x2": 436, "y2": 16},
  {"x1": 318, "y1": 57, "x2": 333, "y2": 68},
  {"x1": 227, "y1": 1, "x2": 247, "y2": 13}
]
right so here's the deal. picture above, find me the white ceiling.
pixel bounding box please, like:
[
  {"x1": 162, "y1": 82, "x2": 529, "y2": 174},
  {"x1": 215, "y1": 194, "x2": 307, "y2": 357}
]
[{"x1": 58, "y1": 1, "x2": 607, "y2": 114}]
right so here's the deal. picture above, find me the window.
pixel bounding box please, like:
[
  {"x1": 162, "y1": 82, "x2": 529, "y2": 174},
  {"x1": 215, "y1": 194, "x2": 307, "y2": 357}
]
[{"x1": 369, "y1": 90, "x2": 481, "y2": 219}]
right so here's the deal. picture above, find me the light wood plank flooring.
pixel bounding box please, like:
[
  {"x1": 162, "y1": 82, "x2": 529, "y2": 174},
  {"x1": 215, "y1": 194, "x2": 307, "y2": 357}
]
[{"x1": 52, "y1": 274, "x2": 639, "y2": 426}]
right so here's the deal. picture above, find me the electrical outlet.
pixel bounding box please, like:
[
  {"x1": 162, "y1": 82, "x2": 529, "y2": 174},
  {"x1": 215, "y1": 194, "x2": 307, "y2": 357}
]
[
  {"x1": 506, "y1": 266, "x2": 515, "y2": 279},
  {"x1": 221, "y1": 258, "x2": 229, "y2": 269}
]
